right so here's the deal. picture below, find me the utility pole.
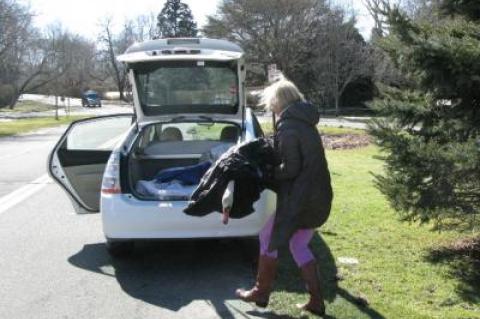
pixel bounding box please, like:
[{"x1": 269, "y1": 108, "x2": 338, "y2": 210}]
[{"x1": 55, "y1": 94, "x2": 59, "y2": 120}]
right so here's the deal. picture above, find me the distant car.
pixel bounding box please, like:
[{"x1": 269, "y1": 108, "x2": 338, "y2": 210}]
[{"x1": 81, "y1": 90, "x2": 102, "y2": 108}]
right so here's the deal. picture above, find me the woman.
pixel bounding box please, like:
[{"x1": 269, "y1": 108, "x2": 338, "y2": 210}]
[{"x1": 234, "y1": 79, "x2": 333, "y2": 316}]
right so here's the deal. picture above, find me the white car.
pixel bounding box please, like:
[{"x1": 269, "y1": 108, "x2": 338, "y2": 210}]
[{"x1": 48, "y1": 38, "x2": 276, "y2": 256}]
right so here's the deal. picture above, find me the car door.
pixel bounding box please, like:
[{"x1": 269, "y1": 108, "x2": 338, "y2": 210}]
[{"x1": 48, "y1": 114, "x2": 134, "y2": 214}]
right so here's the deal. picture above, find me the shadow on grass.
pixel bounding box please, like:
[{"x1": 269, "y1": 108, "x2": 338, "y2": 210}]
[
  {"x1": 248, "y1": 233, "x2": 385, "y2": 319},
  {"x1": 425, "y1": 236, "x2": 480, "y2": 304}
]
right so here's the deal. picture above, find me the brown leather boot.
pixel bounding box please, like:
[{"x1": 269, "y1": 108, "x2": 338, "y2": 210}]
[
  {"x1": 296, "y1": 260, "x2": 326, "y2": 316},
  {"x1": 235, "y1": 255, "x2": 277, "y2": 307}
]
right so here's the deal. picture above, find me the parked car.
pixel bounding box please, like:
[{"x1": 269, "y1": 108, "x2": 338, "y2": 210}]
[
  {"x1": 48, "y1": 38, "x2": 276, "y2": 256},
  {"x1": 81, "y1": 90, "x2": 102, "y2": 107}
]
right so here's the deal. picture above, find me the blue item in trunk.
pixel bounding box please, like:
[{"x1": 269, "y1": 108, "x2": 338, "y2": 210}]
[{"x1": 153, "y1": 161, "x2": 212, "y2": 185}]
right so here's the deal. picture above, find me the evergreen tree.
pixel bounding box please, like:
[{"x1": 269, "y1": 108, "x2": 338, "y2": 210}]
[
  {"x1": 369, "y1": 1, "x2": 480, "y2": 228},
  {"x1": 157, "y1": 0, "x2": 198, "y2": 38}
]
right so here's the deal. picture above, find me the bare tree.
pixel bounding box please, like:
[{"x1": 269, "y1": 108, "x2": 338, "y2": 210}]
[
  {"x1": 96, "y1": 13, "x2": 160, "y2": 100},
  {"x1": 135, "y1": 13, "x2": 158, "y2": 41},
  {"x1": 41, "y1": 28, "x2": 99, "y2": 98},
  {"x1": 0, "y1": 1, "x2": 78, "y2": 108},
  {"x1": 0, "y1": 0, "x2": 33, "y2": 107},
  {"x1": 204, "y1": 0, "x2": 331, "y2": 90},
  {"x1": 98, "y1": 18, "x2": 130, "y2": 101},
  {"x1": 204, "y1": 0, "x2": 375, "y2": 110},
  {"x1": 316, "y1": 13, "x2": 373, "y2": 115},
  {"x1": 1, "y1": 18, "x2": 73, "y2": 108},
  {"x1": 0, "y1": 1, "x2": 30, "y2": 61}
]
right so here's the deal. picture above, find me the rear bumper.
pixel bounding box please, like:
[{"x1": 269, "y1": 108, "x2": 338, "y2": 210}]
[{"x1": 101, "y1": 190, "x2": 276, "y2": 240}]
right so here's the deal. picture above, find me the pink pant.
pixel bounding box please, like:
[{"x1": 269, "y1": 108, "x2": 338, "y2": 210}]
[{"x1": 259, "y1": 215, "x2": 315, "y2": 267}]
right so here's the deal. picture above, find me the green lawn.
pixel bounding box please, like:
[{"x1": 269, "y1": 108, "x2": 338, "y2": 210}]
[
  {"x1": 0, "y1": 116, "x2": 88, "y2": 137},
  {"x1": 268, "y1": 146, "x2": 479, "y2": 318}
]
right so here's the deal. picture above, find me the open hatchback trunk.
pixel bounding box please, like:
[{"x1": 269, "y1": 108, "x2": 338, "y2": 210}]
[
  {"x1": 118, "y1": 38, "x2": 246, "y2": 124},
  {"x1": 118, "y1": 38, "x2": 248, "y2": 201}
]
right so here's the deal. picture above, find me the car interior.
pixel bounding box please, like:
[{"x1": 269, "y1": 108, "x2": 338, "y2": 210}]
[{"x1": 128, "y1": 121, "x2": 240, "y2": 200}]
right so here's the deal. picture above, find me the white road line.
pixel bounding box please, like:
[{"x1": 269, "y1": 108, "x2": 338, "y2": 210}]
[{"x1": 0, "y1": 174, "x2": 51, "y2": 215}]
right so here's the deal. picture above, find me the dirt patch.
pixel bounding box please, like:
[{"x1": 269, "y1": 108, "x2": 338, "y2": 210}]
[
  {"x1": 426, "y1": 236, "x2": 480, "y2": 303},
  {"x1": 322, "y1": 134, "x2": 371, "y2": 150},
  {"x1": 434, "y1": 236, "x2": 480, "y2": 261}
]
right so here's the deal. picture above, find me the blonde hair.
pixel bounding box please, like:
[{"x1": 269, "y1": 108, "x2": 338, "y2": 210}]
[{"x1": 261, "y1": 79, "x2": 305, "y2": 112}]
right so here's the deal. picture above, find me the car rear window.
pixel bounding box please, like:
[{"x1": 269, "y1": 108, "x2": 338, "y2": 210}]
[{"x1": 133, "y1": 60, "x2": 239, "y2": 116}]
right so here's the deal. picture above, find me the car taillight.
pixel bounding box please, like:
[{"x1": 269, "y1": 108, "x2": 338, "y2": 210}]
[{"x1": 101, "y1": 152, "x2": 121, "y2": 194}]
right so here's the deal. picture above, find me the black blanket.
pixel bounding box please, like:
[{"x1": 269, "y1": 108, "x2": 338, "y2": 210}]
[{"x1": 183, "y1": 138, "x2": 276, "y2": 218}]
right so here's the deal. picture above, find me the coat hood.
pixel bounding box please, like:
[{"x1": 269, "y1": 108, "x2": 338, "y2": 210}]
[{"x1": 277, "y1": 101, "x2": 320, "y2": 127}]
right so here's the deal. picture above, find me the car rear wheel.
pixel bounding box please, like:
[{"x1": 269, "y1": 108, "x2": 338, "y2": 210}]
[{"x1": 106, "y1": 239, "x2": 134, "y2": 257}]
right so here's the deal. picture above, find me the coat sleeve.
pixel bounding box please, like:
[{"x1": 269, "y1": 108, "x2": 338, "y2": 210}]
[{"x1": 274, "y1": 130, "x2": 302, "y2": 180}]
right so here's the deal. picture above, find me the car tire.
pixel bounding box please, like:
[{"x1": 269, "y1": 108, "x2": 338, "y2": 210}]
[{"x1": 106, "y1": 239, "x2": 134, "y2": 257}]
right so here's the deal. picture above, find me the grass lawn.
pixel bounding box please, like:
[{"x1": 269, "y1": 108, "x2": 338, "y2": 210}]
[
  {"x1": 0, "y1": 100, "x2": 56, "y2": 113},
  {"x1": 267, "y1": 146, "x2": 479, "y2": 318},
  {"x1": 0, "y1": 116, "x2": 88, "y2": 137}
]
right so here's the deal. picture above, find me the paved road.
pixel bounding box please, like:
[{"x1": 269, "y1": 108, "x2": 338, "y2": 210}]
[
  {"x1": 0, "y1": 113, "x2": 264, "y2": 319},
  {"x1": 257, "y1": 112, "x2": 369, "y2": 129}
]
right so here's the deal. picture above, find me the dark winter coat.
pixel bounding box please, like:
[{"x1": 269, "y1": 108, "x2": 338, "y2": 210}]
[
  {"x1": 183, "y1": 138, "x2": 276, "y2": 218},
  {"x1": 268, "y1": 101, "x2": 333, "y2": 251}
]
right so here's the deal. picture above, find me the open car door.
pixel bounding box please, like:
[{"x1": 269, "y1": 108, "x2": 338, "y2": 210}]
[{"x1": 48, "y1": 114, "x2": 133, "y2": 214}]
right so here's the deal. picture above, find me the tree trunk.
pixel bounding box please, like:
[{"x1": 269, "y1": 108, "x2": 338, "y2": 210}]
[
  {"x1": 334, "y1": 93, "x2": 340, "y2": 117},
  {"x1": 8, "y1": 90, "x2": 20, "y2": 109}
]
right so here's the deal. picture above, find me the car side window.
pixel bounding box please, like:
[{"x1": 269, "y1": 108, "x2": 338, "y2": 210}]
[
  {"x1": 251, "y1": 113, "x2": 265, "y2": 138},
  {"x1": 66, "y1": 116, "x2": 132, "y2": 151},
  {"x1": 137, "y1": 125, "x2": 158, "y2": 149}
]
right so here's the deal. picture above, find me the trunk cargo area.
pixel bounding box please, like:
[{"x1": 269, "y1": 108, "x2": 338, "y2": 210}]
[{"x1": 128, "y1": 140, "x2": 234, "y2": 200}]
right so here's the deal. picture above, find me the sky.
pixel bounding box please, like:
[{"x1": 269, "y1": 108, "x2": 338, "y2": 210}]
[{"x1": 20, "y1": 0, "x2": 374, "y2": 40}]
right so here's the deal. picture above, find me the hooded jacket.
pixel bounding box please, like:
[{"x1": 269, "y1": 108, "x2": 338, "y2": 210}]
[{"x1": 268, "y1": 101, "x2": 333, "y2": 251}]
